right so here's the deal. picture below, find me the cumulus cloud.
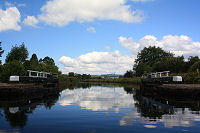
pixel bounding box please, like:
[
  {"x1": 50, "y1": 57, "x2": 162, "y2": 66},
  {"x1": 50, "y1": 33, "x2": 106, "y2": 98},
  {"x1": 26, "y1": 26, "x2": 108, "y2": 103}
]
[
  {"x1": 59, "y1": 86, "x2": 136, "y2": 112},
  {"x1": 58, "y1": 35, "x2": 199, "y2": 74},
  {"x1": 0, "y1": 7, "x2": 21, "y2": 32},
  {"x1": 119, "y1": 35, "x2": 200, "y2": 57},
  {"x1": 23, "y1": 16, "x2": 39, "y2": 27},
  {"x1": 59, "y1": 51, "x2": 133, "y2": 74},
  {"x1": 87, "y1": 26, "x2": 96, "y2": 33},
  {"x1": 38, "y1": 0, "x2": 145, "y2": 26}
]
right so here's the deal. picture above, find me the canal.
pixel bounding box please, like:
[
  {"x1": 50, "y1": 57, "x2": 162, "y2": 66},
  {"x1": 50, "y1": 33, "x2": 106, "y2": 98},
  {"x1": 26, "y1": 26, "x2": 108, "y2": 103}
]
[{"x1": 0, "y1": 83, "x2": 200, "y2": 133}]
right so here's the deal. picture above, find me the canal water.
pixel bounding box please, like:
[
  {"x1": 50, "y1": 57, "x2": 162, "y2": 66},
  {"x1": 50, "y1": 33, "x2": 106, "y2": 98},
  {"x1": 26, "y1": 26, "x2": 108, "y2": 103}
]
[{"x1": 0, "y1": 84, "x2": 200, "y2": 133}]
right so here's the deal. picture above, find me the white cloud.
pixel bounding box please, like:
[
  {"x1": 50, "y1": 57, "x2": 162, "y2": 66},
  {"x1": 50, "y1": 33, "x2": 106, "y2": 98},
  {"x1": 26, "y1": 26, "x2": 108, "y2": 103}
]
[
  {"x1": 5, "y1": 2, "x2": 13, "y2": 7},
  {"x1": 23, "y1": 16, "x2": 39, "y2": 27},
  {"x1": 87, "y1": 26, "x2": 96, "y2": 33},
  {"x1": 59, "y1": 51, "x2": 133, "y2": 74},
  {"x1": 0, "y1": 7, "x2": 21, "y2": 32},
  {"x1": 59, "y1": 35, "x2": 200, "y2": 75},
  {"x1": 59, "y1": 86, "x2": 136, "y2": 112},
  {"x1": 5, "y1": 2, "x2": 26, "y2": 8},
  {"x1": 38, "y1": 0, "x2": 145, "y2": 26},
  {"x1": 119, "y1": 36, "x2": 140, "y2": 53},
  {"x1": 17, "y1": 3, "x2": 26, "y2": 7},
  {"x1": 119, "y1": 35, "x2": 200, "y2": 57}
]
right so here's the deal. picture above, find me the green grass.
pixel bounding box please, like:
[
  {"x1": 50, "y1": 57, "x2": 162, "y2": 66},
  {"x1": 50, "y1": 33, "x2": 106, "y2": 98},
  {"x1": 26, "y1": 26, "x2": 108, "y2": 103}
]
[{"x1": 84, "y1": 77, "x2": 141, "y2": 84}]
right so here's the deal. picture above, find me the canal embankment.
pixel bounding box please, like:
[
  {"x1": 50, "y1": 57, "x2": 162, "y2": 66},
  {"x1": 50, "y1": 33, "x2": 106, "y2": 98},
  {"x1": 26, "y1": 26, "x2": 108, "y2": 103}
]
[{"x1": 0, "y1": 83, "x2": 59, "y2": 101}]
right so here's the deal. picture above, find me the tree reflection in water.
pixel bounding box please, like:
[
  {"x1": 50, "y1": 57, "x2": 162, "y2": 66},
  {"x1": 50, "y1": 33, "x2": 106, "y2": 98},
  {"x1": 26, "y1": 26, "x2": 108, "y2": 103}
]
[
  {"x1": 0, "y1": 91, "x2": 60, "y2": 128},
  {"x1": 122, "y1": 86, "x2": 200, "y2": 128},
  {"x1": 1, "y1": 83, "x2": 200, "y2": 130}
]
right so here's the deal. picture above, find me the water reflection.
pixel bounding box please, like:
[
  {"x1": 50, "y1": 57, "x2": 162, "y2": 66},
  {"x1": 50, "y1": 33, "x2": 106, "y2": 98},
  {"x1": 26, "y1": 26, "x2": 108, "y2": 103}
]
[
  {"x1": 59, "y1": 86, "x2": 136, "y2": 112},
  {"x1": 1, "y1": 83, "x2": 200, "y2": 132},
  {"x1": 0, "y1": 92, "x2": 60, "y2": 128},
  {"x1": 59, "y1": 84, "x2": 200, "y2": 128},
  {"x1": 123, "y1": 93, "x2": 200, "y2": 128}
]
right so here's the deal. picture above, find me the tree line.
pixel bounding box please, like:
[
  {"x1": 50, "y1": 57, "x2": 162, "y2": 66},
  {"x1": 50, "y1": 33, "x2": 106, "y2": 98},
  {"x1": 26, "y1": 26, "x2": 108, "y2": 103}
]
[
  {"x1": 0, "y1": 42, "x2": 61, "y2": 82},
  {"x1": 124, "y1": 46, "x2": 200, "y2": 78}
]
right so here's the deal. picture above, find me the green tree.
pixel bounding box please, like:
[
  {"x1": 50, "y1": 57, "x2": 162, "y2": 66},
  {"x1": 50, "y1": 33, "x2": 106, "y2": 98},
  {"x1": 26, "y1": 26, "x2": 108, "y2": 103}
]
[
  {"x1": 39, "y1": 56, "x2": 61, "y2": 74},
  {"x1": 82, "y1": 74, "x2": 91, "y2": 79},
  {"x1": 39, "y1": 56, "x2": 55, "y2": 65},
  {"x1": 124, "y1": 70, "x2": 134, "y2": 78},
  {"x1": 1, "y1": 60, "x2": 26, "y2": 82},
  {"x1": 190, "y1": 61, "x2": 200, "y2": 72},
  {"x1": 30, "y1": 54, "x2": 40, "y2": 71},
  {"x1": 68, "y1": 72, "x2": 75, "y2": 77},
  {"x1": 0, "y1": 42, "x2": 4, "y2": 64},
  {"x1": 185, "y1": 56, "x2": 200, "y2": 72},
  {"x1": 133, "y1": 46, "x2": 173, "y2": 76},
  {"x1": 153, "y1": 56, "x2": 185, "y2": 73},
  {"x1": 23, "y1": 60, "x2": 30, "y2": 70},
  {"x1": 5, "y1": 43, "x2": 28, "y2": 63}
]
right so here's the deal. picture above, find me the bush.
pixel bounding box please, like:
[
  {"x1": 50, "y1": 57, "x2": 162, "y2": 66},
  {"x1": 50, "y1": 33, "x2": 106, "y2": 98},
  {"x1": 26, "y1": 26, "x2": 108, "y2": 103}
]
[
  {"x1": 183, "y1": 72, "x2": 200, "y2": 84},
  {"x1": 1, "y1": 60, "x2": 26, "y2": 82},
  {"x1": 190, "y1": 61, "x2": 200, "y2": 72}
]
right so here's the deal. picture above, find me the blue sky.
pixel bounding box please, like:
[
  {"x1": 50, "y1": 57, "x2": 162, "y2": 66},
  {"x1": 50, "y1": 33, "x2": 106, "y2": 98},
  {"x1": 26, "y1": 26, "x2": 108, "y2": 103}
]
[{"x1": 0, "y1": 0, "x2": 200, "y2": 74}]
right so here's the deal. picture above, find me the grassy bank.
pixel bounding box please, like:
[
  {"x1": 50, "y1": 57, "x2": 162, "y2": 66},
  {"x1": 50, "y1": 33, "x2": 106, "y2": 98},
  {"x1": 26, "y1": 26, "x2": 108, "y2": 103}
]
[{"x1": 82, "y1": 77, "x2": 141, "y2": 85}]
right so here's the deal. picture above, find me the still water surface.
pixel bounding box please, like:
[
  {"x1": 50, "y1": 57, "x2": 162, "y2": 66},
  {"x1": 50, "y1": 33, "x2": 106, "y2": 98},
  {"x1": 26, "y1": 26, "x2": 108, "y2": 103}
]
[{"x1": 0, "y1": 84, "x2": 200, "y2": 133}]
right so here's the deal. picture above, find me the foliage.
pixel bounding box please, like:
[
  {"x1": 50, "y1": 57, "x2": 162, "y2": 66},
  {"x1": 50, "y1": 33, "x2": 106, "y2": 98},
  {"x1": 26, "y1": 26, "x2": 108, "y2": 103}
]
[
  {"x1": 133, "y1": 46, "x2": 173, "y2": 76},
  {"x1": 124, "y1": 70, "x2": 134, "y2": 78},
  {"x1": 190, "y1": 61, "x2": 200, "y2": 72},
  {"x1": 133, "y1": 63, "x2": 152, "y2": 77},
  {"x1": 183, "y1": 72, "x2": 200, "y2": 84},
  {"x1": 186, "y1": 56, "x2": 200, "y2": 71},
  {"x1": 0, "y1": 42, "x2": 4, "y2": 64},
  {"x1": 88, "y1": 77, "x2": 141, "y2": 84},
  {"x1": 1, "y1": 60, "x2": 26, "y2": 82},
  {"x1": 39, "y1": 56, "x2": 61, "y2": 75},
  {"x1": 81, "y1": 74, "x2": 91, "y2": 79},
  {"x1": 0, "y1": 42, "x2": 62, "y2": 83},
  {"x1": 23, "y1": 60, "x2": 31, "y2": 70},
  {"x1": 39, "y1": 56, "x2": 55, "y2": 65},
  {"x1": 68, "y1": 72, "x2": 75, "y2": 77},
  {"x1": 30, "y1": 54, "x2": 40, "y2": 71},
  {"x1": 153, "y1": 56, "x2": 185, "y2": 73},
  {"x1": 135, "y1": 46, "x2": 173, "y2": 67},
  {"x1": 5, "y1": 43, "x2": 28, "y2": 64}
]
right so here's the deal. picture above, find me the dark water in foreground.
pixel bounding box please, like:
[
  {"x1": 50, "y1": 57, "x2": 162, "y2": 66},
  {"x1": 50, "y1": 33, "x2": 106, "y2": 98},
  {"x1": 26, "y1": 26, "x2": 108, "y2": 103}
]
[{"x1": 0, "y1": 84, "x2": 200, "y2": 133}]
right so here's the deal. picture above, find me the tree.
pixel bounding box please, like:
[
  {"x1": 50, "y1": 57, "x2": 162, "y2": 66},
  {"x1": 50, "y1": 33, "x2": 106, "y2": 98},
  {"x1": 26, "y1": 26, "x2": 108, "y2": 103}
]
[
  {"x1": 68, "y1": 72, "x2": 75, "y2": 77},
  {"x1": 190, "y1": 61, "x2": 200, "y2": 72},
  {"x1": 82, "y1": 74, "x2": 91, "y2": 79},
  {"x1": 39, "y1": 56, "x2": 55, "y2": 65},
  {"x1": 39, "y1": 56, "x2": 61, "y2": 74},
  {"x1": 134, "y1": 63, "x2": 152, "y2": 77},
  {"x1": 135, "y1": 46, "x2": 173, "y2": 67},
  {"x1": 185, "y1": 56, "x2": 200, "y2": 71},
  {"x1": 1, "y1": 60, "x2": 26, "y2": 82},
  {"x1": 0, "y1": 42, "x2": 4, "y2": 64},
  {"x1": 153, "y1": 56, "x2": 185, "y2": 73},
  {"x1": 133, "y1": 46, "x2": 173, "y2": 76},
  {"x1": 124, "y1": 70, "x2": 134, "y2": 78},
  {"x1": 30, "y1": 54, "x2": 40, "y2": 71},
  {"x1": 5, "y1": 43, "x2": 28, "y2": 63}
]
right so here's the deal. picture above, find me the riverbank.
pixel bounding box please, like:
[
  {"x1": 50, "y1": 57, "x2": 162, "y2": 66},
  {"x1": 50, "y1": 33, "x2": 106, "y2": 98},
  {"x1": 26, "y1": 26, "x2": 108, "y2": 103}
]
[
  {"x1": 140, "y1": 83, "x2": 200, "y2": 100},
  {"x1": 0, "y1": 83, "x2": 59, "y2": 101},
  {"x1": 83, "y1": 77, "x2": 141, "y2": 85}
]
